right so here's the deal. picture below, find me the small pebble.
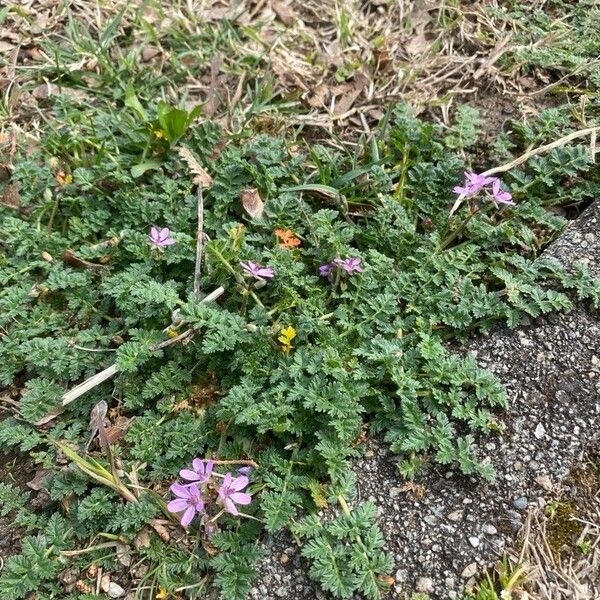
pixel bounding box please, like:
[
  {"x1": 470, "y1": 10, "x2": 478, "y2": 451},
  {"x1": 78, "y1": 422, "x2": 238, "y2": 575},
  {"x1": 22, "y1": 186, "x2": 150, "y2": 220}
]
[
  {"x1": 461, "y1": 562, "x2": 477, "y2": 578},
  {"x1": 107, "y1": 583, "x2": 125, "y2": 599},
  {"x1": 447, "y1": 510, "x2": 463, "y2": 522},
  {"x1": 416, "y1": 577, "x2": 434, "y2": 593},
  {"x1": 468, "y1": 536, "x2": 480, "y2": 548},
  {"x1": 534, "y1": 423, "x2": 546, "y2": 439},
  {"x1": 513, "y1": 496, "x2": 528, "y2": 510},
  {"x1": 535, "y1": 475, "x2": 552, "y2": 492},
  {"x1": 483, "y1": 524, "x2": 497, "y2": 535}
]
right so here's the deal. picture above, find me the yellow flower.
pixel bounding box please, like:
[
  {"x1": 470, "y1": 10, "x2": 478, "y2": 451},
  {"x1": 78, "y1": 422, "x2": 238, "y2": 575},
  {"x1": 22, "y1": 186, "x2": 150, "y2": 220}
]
[
  {"x1": 278, "y1": 326, "x2": 296, "y2": 353},
  {"x1": 152, "y1": 128, "x2": 167, "y2": 140},
  {"x1": 166, "y1": 327, "x2": 179, "y2": 338}
]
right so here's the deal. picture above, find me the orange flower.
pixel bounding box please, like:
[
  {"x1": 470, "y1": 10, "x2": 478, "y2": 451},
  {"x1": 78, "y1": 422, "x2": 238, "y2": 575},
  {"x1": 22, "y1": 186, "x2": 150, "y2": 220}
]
[
  {"x1": 275, "y1": 228, "x2": 301, "y2": 249},
  {"x1": 56, "y1": 171, "x2": 73, "y2": 185}
]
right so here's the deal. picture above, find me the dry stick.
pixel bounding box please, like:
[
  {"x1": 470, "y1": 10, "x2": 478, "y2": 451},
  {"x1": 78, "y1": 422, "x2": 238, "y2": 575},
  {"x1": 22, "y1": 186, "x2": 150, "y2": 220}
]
[
  {"x1": 61, "y1": 286, "x2": 225, "y2": 407},
  {"x1": 449, "y1": 125, "x2": 600, "y2": 218},
  {"x1": 193, "y1": 187, "x2": 204, "y2": 302}
]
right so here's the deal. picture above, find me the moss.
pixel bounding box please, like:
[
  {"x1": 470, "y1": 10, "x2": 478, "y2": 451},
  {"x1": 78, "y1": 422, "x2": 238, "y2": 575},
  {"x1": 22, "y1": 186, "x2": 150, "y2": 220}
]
[{"x1": 546, "y1": 501, "x2": 584, "y2": 557}]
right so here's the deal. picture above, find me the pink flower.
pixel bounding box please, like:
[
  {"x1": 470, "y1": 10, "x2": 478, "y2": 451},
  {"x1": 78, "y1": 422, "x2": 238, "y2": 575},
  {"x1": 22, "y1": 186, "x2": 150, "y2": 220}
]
[
  {"x1": 149, "y1": 226, "x2": 176, "y2": 247},
  {"x1": 180, "y1": 459, "x2": 214, "y2": 484},
  {"x1": 453, "y1": 172, "x2": 496, "y2": 197},
  {"x1": 240, "y1": 260, "x2": 274, "y2": 279},
  {"x1": 490, "y1": 178, "x2": 514, "y2": 205},
  {"x1": 217, "y1": 473, "x2": 252, "y2": 516},
  {"x1": 167, "y1": 483, "x2": 204, "y2": 527}
]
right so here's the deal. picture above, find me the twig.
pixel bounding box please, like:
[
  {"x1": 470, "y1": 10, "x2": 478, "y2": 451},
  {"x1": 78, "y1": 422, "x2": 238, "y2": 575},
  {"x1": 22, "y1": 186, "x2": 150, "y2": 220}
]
[
  {"x1": 482, "y1": 125, "x2": 600, "y2": 177},
  {"x1": 210, "y1": 458, "x2": 259, "y2": 468},
  {"x1": 60, "y1": 287, "x2": 225, "y2": 407},
  {"x1": 194, "y1": 187, "x2": 204, "y2": 302},
  {"x1": 450, "y1": 125, "x2": 600, "y2": 217}
]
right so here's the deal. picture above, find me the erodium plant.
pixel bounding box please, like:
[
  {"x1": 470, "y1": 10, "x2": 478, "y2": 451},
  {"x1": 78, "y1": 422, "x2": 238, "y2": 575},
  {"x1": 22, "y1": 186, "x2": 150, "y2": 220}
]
[{"x1": 1, "y1": 100, "x2": 599, "y2": 599}]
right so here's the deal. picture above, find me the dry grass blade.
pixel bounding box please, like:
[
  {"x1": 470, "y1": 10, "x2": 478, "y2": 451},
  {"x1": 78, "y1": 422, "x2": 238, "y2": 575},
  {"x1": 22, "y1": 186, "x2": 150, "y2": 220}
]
[{"x1": 178, "y1": 146, "x2": 213, "y2": 188}]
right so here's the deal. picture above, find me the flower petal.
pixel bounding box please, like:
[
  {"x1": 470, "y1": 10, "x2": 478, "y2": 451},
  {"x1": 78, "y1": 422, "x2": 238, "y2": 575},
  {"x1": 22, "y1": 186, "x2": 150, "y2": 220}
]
[
  {"x1": 150, "y1": 227, "x2": 159, "y2": 240},
  {"x1": 159, "y1": 227, "x2": 170, "y2": 241},
  {"x1": 192, "y1": 458, "x2": 203, "y2": 473},
  {"x1": 180, "y1": 469, "x2": 200, "y2": 481},
  {"x1": 161, "y1": 238, "x2": 176, "y2": 246},
  {"x1": 229, "y1": 492, "x2": 252, "y2": 506},
  {"x1": 167, "y1": 499, "x2": 189, "y2": 513},
  {"x1": 230, "y1": 475, "x2": 248, "y2": 491},
  {"x1": 180, "y1": 505, "x2": 196, "y2": 527},
  {"x1": 224, "y1": 497, "x2": 239, "y2": 515},
  {"x1": 170, "y1": 483, "x2": 191, "y2": 498}
]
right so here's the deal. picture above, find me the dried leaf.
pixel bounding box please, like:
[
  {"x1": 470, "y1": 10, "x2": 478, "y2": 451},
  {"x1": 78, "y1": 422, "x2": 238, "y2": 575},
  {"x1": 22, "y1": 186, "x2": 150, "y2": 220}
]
[
  {"x1": 27, "y1": 469, "x2": 50, "y2": 491},
  {"x1": 272, "y1": 0, "x2": 294, "y2": 25},
  {"x1": 178, "y1": 146, "x2": 213, "y2": 188},
  {"x1": 134, "y1": 529, "x2": 151, "y2": 550},
  {"x1": 149, "y1": 519, "x2": 171, "y2": 542},
  {"x1": 333, "y1": 73, "x2": 369, "y2": 116},
  {"x1": 116, "y1": 543, "x2": 132, "y2": 567},
  {"x1": 1, "y1": 182, "x2": 20, "y2": 209},
  {"x1": 398, "y1": 480, "x2": 425, "y2": 501},
  {"x1": 241, "y1": 188, "x2": 264, "y2": 220},
  {"x1": 33, "y1": 83, "x2": 59, "y2": 100},
  {"x1": 307, "y1": 84, "x2": 328, "y2": 109},
  {"x1": 87, "y1": 400, "x2": 108, "y2": 450},
  {"x1": 104, "y1": 417, "x2": 134, "y2": 445},
  {"x1": 61, "y1": 250, "x2": 107, "y2": 271}
]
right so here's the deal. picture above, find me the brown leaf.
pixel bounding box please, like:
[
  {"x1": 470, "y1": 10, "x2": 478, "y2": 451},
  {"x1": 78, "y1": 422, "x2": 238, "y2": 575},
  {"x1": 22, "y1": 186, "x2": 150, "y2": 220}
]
[
  {"x1": 1, "y1": 182, "x2": 20, "y2": 209},
  {"x1": 149, "y1": 519, "x2": 171, "y2": 542},
  {"x1": 204, "y1": 54, "x2": 224, "y2": 117},
  {"x1": 33, "y1": 83, "x2": 59, "y2": 100},
  {"x1": 27, "y1": 469, "x2": 50, "y2": 491},
  {"x1": 307, "y1": 84, "x2": 328, "y2": 108},
  {"x1": 104, "y1": 417, "x2": 134, "y2": 445},
  {"x1": 177, "y1": 146, "x2": 213, "y2": 188},
  {"x1": 271, "y1": 0, "x2": 294, "y2": 25},
  {"x1": 87, "y1": 400, "x2": 109, "y2": 450},
  {"x1": 134, "y1": 528, "x2": 151, "y2": 550},
  {"x1": 241, "y1": 188, "x2": 264, "y2": 220},
  {"x1": 333, "y1": 73, "x2": 369, "y2": 116},
  {"x1": 141, "y1": 45, "x2": 161, "y2": 62},
  {"x1": 61, "y1": 250, "x2": 107, "y2": 271}
]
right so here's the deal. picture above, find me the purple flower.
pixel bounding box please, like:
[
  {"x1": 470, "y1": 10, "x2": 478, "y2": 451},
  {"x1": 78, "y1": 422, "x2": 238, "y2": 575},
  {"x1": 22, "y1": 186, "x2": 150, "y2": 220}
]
[
  {"x1": 336, "y1": 257, "x2": 363, "y2": 274},
  {"x1": 453, "y1": 172, "x2": 495, "y2": 197},
  {"x1": 180, "y1": 459, "x2": 214, "y2": 484},
  {"x1": 237, "y1": 466, "x2": 252, "y2": 476},
  {"x1": 149, "y1": 226, "x2": 176, "y2": 247},
  {"x1": 167, "y1": 483, "x2": 204, "y2": 527},
  {"x1": 217, "y1": 473, "x2": 252, "y2": 516},
  {"x1": 490, "y1": 178, "x2": 514, "y2": 205},
  {"x1": 319, "y1": 257, "x2": 363, "y2": 282},
  {"x1": 319, "y1": 263, "x2": 333, "y2": 278},
  {"x1": 240, "y1": 260, "x2": 275, "y2": 280}
]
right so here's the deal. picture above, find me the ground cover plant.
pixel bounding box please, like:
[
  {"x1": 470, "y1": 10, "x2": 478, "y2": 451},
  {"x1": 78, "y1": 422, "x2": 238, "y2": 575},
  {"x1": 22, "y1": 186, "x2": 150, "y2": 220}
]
[{"x1": 1, "y1": 2, "x2": 600, "y2": 600}]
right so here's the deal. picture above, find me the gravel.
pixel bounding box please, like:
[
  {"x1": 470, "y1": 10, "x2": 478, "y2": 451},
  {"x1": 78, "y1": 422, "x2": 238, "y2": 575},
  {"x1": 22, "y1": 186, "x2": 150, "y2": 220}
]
[{"x1": 249, "y1": 201, "x2": 600, "y2": 599}]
